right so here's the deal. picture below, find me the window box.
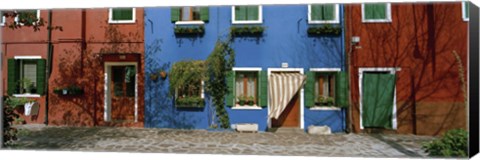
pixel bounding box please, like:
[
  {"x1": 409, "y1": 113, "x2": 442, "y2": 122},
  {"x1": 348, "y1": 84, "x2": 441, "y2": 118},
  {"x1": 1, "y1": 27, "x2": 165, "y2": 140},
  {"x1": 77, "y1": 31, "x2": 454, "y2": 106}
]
[
  {"x1": 53, "y1": 85, "x2": 84, "y2": 96},
  {"x1": 307, "y1": 25, "x2": 341, "y2": 36},
  {"x1": 175, "y1": 96, "x2": 205, "y2": 108},
  {"x1": 230, "y1": 26, "x2": 265, "y2": 37},
  {"x1": 174, "y1": 25, "x2": 205, "y2": 36}
]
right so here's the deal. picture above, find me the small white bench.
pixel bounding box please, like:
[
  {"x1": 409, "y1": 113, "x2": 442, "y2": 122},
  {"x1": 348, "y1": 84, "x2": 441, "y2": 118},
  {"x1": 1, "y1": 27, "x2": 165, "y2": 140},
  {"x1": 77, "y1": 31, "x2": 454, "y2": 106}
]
[{"x1": 234, "y1": 123, "x2": 259, "y2": 133}]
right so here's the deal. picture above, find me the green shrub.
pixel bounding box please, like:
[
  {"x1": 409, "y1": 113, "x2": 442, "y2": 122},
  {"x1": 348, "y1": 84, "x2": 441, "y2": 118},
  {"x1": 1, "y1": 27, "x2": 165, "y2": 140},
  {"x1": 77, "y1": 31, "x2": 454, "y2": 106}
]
[{"x1": 422, "y1": 129, "x2": 468, "y2": 157}]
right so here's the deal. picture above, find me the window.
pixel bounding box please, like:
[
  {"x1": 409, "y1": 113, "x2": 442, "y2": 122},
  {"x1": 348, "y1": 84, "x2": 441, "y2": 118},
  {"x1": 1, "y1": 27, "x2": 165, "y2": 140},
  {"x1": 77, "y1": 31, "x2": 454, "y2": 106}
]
[
  {"x1": 462, "y1": 1, "x2": 469, "y2": 21},
  {"x1": 235, "y1": 72, "x2": 258, "y2": 106},
  {"x1": 15, "y1": 10, "x2": 40, "y2": 25},
  {"x1": 362, "y1": 3, "x2": 391, "y2": 23},
  {"x1": 7, "y1": 57, "x2": 46, "y2": 97},
  {"x1": 232, "y1": 5, "x2": 262, "y2": 24},
  {"x1": 109, "y1": 8, "x2": 136, "y2": 23},
  {"x1": 315, "y1": 73, "x2": 336, "y2": 106},
  {"x1": 112, "y1": 66, "x2": 136, "y2": 97},
  {"x1": 171, "y1": 7, "x2": 209, "y2": 25},
  {"x1": 0, "y1": 11, "x2": 5, "y2": 26},
  {"x1": 308, "y1": 4, "x2": 340, "y2": 24}
]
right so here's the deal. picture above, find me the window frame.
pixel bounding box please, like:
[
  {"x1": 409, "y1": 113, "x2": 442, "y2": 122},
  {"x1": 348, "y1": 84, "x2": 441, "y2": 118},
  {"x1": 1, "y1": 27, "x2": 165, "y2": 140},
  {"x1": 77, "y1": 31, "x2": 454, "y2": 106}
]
[
  {"x1": 14, "y1": 10, "x2": 41, "y2": 26},
  {"x1": 12, "y1": 56, "x2": 42, "y2": 98},
  {"x1": 361, "y1": 3, "x2": 392, "y2": 23},
  {"x1": 462, "y1": 1, "x2": 469, "y2": 22},
  {"x1": 231, "y1": 5, "x2": 263, "y2": 24},
  {"x1": 175, "y1": 7, "x2": 205, "y2": 25},
  {"x1": 108, "y1": 8, "x2": 136, "y2": 24},
  {"x1": 231, "y1": 67, "x2": 262, "y2": 110},
  {"x1": 309, "y1": 68, "x2": 341, "y2": 110},
  {"x1": 308, "y1": 4, "x2": 340, "y2": 24},
  {"x1": 0, "y1": 11, "x2": 5, "y2": 26}
]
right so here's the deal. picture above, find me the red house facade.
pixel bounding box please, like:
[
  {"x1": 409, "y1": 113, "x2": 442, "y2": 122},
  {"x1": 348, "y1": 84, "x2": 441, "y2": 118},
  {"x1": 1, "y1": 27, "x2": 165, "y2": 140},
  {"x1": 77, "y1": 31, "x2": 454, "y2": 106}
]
[
  {"x1": 1, "y1": 8, "x2": 145, "y2": 127},
  {"x1": 345, "y1": 2, "x2": 468, "y2": 135}
]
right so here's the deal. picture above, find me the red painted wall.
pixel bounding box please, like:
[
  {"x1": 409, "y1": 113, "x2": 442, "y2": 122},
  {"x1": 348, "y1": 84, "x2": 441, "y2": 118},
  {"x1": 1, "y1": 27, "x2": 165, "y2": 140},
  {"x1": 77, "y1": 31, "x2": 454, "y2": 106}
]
[
  {"x1": 2, "y1": 8, "x2": 144, "y2": 127},
  {"x1": 345, "y1": 2, "x2": 468, "y2": 135}
]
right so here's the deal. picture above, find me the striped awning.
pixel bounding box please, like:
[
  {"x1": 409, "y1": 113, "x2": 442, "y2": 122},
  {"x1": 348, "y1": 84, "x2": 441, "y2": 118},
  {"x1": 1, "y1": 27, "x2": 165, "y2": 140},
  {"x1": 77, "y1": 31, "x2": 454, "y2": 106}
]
[{"x1": 268, "y1": 72, "x2": 307, "y2": 119}]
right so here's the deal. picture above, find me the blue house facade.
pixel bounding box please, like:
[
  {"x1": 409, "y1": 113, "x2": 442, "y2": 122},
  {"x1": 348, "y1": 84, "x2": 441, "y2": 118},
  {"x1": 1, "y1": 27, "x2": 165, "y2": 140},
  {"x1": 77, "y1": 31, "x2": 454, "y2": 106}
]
[{"x1": 144, "y1": 4, "x2": 347, "y2": 132}]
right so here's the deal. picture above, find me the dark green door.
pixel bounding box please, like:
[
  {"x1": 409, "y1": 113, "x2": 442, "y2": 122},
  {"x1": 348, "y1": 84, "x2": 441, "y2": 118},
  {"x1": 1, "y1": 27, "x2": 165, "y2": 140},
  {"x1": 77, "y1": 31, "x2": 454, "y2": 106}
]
[{"x1": 362, "y1": 72, "x2": 396, "y2": 129}]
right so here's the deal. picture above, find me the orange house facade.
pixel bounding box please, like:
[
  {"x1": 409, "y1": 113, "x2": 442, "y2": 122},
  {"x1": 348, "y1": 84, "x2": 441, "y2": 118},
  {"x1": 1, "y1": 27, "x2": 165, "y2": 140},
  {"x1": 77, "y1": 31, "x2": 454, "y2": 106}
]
[
  {"x1": 345, "y1": 2, "x2": 469, "y2": 135},
  {"x1": 1, "y1": 8, "x2": 145, "y2": 127}
]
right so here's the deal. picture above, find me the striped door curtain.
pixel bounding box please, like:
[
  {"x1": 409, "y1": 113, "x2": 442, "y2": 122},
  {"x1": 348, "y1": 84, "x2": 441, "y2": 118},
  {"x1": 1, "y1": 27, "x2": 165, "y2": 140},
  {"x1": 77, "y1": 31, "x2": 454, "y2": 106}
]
[{"x1": 268, "y1": 72, "x2": 306, "y2": 119}]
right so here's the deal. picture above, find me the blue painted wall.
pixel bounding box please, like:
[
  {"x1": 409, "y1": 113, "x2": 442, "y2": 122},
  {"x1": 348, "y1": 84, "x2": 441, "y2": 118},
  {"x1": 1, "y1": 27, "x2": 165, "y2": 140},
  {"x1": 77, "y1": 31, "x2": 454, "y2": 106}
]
[{"x1": 144, "y1": 5, "x2": 346, "y2": 132}]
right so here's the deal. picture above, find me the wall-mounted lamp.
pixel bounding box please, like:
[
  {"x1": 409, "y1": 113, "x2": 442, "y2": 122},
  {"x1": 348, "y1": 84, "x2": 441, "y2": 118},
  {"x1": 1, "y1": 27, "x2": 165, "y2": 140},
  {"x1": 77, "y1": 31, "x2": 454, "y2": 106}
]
[{"x1": 351, "y1": 36, "x2": 360, "y2": 44}]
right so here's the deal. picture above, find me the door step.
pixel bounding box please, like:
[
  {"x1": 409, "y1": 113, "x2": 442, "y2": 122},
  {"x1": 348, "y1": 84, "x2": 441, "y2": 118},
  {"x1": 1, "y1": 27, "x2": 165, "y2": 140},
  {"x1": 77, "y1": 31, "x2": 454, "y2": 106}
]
[
  {"x1": 362, "y1": 128, "x2": 397, "y2": 134},
  {"x1": 268, "y1": 127, "x2": 305, "y2": 134}
]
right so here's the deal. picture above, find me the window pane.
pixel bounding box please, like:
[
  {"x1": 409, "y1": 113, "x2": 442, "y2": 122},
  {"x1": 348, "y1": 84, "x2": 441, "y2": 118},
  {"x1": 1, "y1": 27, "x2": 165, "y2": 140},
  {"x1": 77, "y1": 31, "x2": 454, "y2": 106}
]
[
  {"x1": 180, "y1": 7, "x2": 201, "y2": 21},
  {"x1": 247, "y1": 74, "x2": 255, "y2": 97},
  {"x1": 125, "y1": 66, "x2": 136, "y2": 97},
  {"x1": 364, "y1": 3, "x2": 386, "y2": 20},
  {"x1": 311, "y1": 4, "x2": 335, "y2": 21},
  {"x1": 465, "y1": 2, "x2": 469, "y2": 19},
  {"x1": 235, "y1": 73, "x2": 244, "y2": 100},
  {"x1": 21, "y1": 60, "x2": 37, "y2": 93},
  {"x1": 112, "y1": 8, "x2": 133, "y2": 21}
]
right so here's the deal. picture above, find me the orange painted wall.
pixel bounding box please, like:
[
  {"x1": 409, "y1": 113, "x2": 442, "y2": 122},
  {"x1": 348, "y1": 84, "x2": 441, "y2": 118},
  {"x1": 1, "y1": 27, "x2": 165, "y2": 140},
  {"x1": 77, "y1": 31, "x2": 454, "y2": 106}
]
[
  {"x1": 345, "y1": 2, "x2": 468, "y2": 135},
  {"x1": 2, "y1": 8, "x2": 144, "y2": 127}
]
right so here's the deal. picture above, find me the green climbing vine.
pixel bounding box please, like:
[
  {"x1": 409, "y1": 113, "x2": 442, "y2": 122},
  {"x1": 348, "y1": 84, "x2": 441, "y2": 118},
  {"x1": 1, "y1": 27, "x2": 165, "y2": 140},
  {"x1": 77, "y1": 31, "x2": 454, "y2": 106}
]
[{"x1": 204, "y1": 37, "x2": 235, "y2": 129}]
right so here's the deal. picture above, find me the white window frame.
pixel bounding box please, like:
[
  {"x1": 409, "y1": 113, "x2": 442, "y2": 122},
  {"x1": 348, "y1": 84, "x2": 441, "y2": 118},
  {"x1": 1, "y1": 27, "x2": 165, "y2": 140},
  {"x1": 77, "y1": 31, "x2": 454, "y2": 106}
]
[
  {"x1": 361, "y1": 3, "x2": 392, "y2": 23},
  {"x1": 231, "y1": 67, "x2": 262, "y2": 110},
  {"x1": 462, "y1": 1, "x2": 469, "y2": 22},
  {"x1": 308, "y1": 4, "x2": 340, "y2": 24},
  {"x1": 175, "y1": 7, "x2": 205, "y2": 25},
  {"x1": 12, "y1": 56, "x2": 42, "y2": 98},
  {"x1": 108, "y1": 8, "x2": 136, "y2": 24},
  {"x1": 309, "y1": 68, "x2": 341, "y2": 110},
  {"x1": 231, "y1": 5, "x2": 263, "y2": 24},
  {"x1": 358, "y1": 67, "x2": 401, "y2": 130},
  {"x1": 0, "y1": 14, "x2": 5, "y2": 26},
  {"x1": 14, "y1": 10, "x2": 40, "y2": 26}
]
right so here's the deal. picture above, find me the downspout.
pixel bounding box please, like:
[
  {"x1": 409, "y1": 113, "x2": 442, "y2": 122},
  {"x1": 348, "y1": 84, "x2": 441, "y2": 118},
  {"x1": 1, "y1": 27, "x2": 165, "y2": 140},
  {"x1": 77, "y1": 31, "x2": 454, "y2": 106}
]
[
  {"x1": 44, "y1": 10, "x2": 53, "y2": 125},
  {"x1": 345, "y1": 4, "x2": 354, "y2": 134}
]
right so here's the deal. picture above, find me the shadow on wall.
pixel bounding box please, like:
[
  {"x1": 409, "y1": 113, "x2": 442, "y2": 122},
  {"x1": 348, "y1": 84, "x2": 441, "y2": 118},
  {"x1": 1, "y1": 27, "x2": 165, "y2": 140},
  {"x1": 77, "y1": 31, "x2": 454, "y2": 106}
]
[
  {"x1": 144, "y1": 39, "x2": 204, "y2": 129},
  {"x1": 350, "y1": 4, "x2": 467, "y2": 135},
  {"x1": 50, "y1": 24, "x2": 143, "y2": 126}
]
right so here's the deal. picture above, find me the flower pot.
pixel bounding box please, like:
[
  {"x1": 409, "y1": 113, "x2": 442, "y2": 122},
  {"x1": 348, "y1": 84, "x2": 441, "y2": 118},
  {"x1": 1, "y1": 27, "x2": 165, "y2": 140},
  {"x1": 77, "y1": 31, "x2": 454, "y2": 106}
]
[
  {"x1": 159, "y1": 71, "x2": 167, "y2": 79},
  {"x1": 248, "y1": 101, "x2": 254, "y2": 106},
  {"x1": 62, "y1": 89, "x2": 68, "y2": 95},
  {"x1": 239, "y1": 100, "x2": 245, "y2": 106},
  {"x1": 150, "y1": 74, "x2": 159, "y2": 81}
]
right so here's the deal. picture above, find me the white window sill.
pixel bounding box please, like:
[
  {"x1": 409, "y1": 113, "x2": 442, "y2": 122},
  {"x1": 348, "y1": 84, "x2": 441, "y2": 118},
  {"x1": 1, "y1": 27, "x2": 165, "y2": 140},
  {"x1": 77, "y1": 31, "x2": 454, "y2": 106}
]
[
  {"x1": 308, "y1": 20, "x2": 340, "y2": 24},
  {"x1": 108, "y1": 20, "x2": 136, "y2": 24},
  {"x1": 232, "y1": 106, "x2": 262, "y2": 110},
  {"x1": 175, "y1": 21, "x2": 205, "y2": 25},
  {"x1": 362, "y1": 19, "x2": 392, "y2": 23},
  {"x1": 310, "y1": 106, "x2": 341, "y2": 110},
  {"x1": 232, "y1": 20, "x2": 263, "y2": 25},
  {"x1": 463, "y1": 18, "x2": 469, "y2": 22},
  {"x1": 13, "y1": 94, "x2": 41, "y2": 98}
]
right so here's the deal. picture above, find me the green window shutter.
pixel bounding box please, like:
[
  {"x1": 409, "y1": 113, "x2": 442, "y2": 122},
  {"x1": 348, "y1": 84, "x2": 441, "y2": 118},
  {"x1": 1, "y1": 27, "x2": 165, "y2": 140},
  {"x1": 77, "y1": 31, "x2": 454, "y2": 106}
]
[
  {"x1": 112, "y1": 8, "x2": 133, "y2": 21},
  {"x1": 305, "y1": 71, "x2": 315, "y2": 107},
  {"x1": 258, "y1": 71, "x2": 268, "y2": 107},
  {"x1": 246, "y1": 6, "x2": 259, "y2": 21},
  {"x1": 36, "y1": 59, "x2": 46, "y2": 95},
  {"x1": 335, "y1": 72, "x2": 349, "y2": 107},
  {"x1": 171, "y1": 7, "x2": 181, "y2": 22},
  {"x1": 373, "y1": 4, "x2": 386, "y2": 19},
  {"x1": 311, "y1": 5, "x2": 322, "y2": 21},
  {"x1": 200, "y1": 7, "x2": 209, "y2": 22},
  {"x1": 7, "y1": 59, "x2": 18, "y2": 95},
  {"x1": 364, "y1": 4, "x2": 375, "y2": 20},
  {"x1": 226, "y1": 71, "x2": 235, "y2": 106},
  {"x1": 322, "y1": 4, "x2": 335, "y2": 20},
  {"x1": 235, "y1": 6, "x2": 247, "y2": 21}
]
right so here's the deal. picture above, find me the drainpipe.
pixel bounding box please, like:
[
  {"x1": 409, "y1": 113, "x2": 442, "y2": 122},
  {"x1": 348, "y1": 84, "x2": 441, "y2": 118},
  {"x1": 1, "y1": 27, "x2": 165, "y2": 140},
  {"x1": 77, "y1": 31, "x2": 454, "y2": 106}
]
[
  {"x1": 344, "y1": 5, "x2": 354, "y2": 134},
  {"x1": 44, "y1": 10, "x2": 53, "y2": 126},
  {"x1": 0, "y1": 45, "x2": 3, "y2": 148}
]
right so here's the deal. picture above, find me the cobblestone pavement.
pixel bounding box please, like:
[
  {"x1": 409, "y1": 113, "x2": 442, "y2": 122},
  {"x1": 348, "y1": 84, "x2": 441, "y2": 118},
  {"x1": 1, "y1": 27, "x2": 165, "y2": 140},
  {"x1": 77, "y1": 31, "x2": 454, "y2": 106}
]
[{"x1": 9, "y1": 125, "x2": 436, "y2": 158}]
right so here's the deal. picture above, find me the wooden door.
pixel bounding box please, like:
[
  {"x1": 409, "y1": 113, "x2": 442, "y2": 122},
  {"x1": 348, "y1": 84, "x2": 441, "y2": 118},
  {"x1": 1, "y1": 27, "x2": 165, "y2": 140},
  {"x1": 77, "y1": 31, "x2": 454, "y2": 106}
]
[
  {"x1": 271, "y1": 92, "x2": 300, "y2": 127},
  {"x1": 110, "y1": 65, "x2": 136, "y2": 121}
]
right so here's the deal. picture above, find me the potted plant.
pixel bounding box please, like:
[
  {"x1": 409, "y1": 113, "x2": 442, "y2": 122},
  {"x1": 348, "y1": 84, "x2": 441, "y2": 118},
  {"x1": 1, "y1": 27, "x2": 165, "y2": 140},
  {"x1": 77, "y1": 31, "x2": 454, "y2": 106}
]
[
  {"x1": 159, "y1": 70, "x2": 167, "y2": 79},
  {"x1": 150, "y1": 73, "x2": 159, "y2": 81},
  {"x1": 315, "y1": 96, "x2": 326, "y2": 106},
  {"x1": 326, "y1": 97, "x2": 335, "y2": 106},
  {"x1": 238, "y1": 95, "x2": 246, "y2": 106},
  {"x1": 19, "y1": 78, "x2": 33, "y2": 94},
  {"x1": 247, "y1": 96, "x2": 255, "y2": 106}
]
